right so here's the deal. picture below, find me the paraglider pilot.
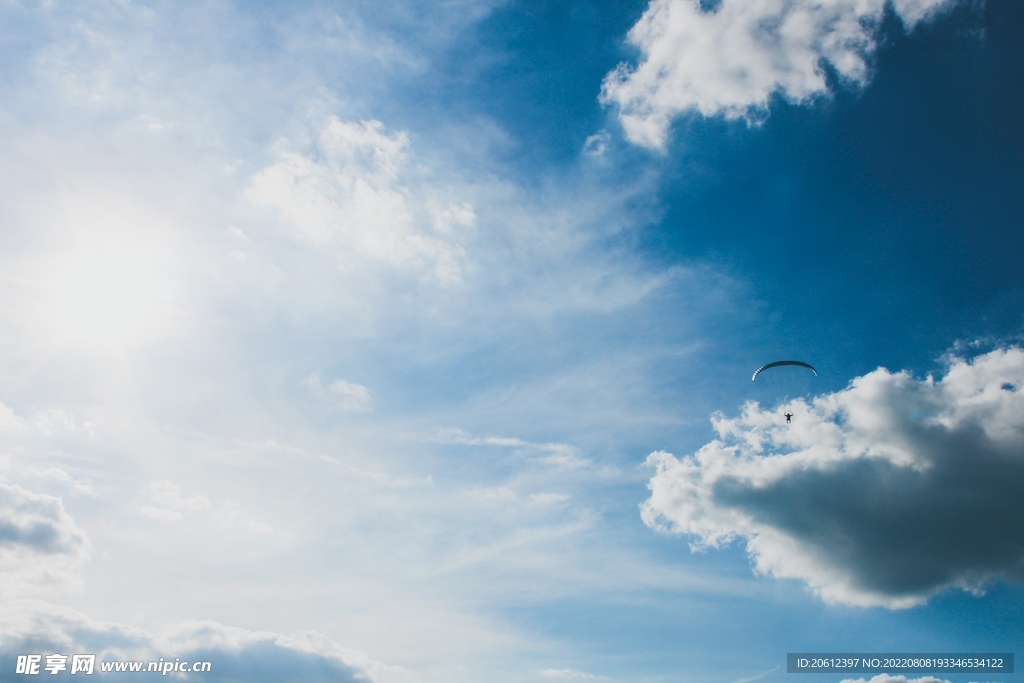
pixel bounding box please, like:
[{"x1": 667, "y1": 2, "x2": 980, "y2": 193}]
[{"x1": 784, "y1": 412, "x2": 793, "y2": 424}]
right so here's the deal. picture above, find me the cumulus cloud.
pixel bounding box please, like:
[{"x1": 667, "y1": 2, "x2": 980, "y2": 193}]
[
  {"x1": 246, "y1": 117, "x2": 468, "y2": 282},
  {"x1": 0, "y1": 484, "x2": 90, "y2": 598},
  {"x1": 601, "y1": 0, "x2": 954, "y2": 148},
  {"x1": 0, "y1": 602, "x2": 413, "y2": 683},
  {"x1": 642, "y1": 347, "x2": 1024, "y2": 608},
  {"x1": 840, "y1": 677, "x2": 953, "y2": 683}
]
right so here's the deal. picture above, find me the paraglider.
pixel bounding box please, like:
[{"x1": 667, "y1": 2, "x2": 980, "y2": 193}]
[{"x1": 751, "y1": 360, "x2": 817, "y2": 422}]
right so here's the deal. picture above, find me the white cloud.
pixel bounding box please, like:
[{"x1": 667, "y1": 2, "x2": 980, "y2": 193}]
[
  {"x1": 226, "y1": 225, "x2": 250, "y2": 241},
  {"x1": 432, "y1": 427, "x2": 533, "y2": 448},
  {"x1": 140, "y1": 481, "x2": 270, "y2": 533},
  {"x1": 147, "y1": 480, "x2": 210, "y2": 513},
  {"x1": 48, "y1": 413, "x2": 93, "y2": 439},
  {"x1": 582, "y1": 131, "x2": 610, "y2": 158},
  {"x1": 303, "y1": 373, "x2": 373, "y2": 412},
  {"x1": 432, "y1": 428, "x2": 582, "y2": 460},
  {"x1": 139, "y1": 505, "x2": 184, "y2": 522},
  {"x1": 429, "y1": 201, "x2": 476, "y2": 237},
  {"x1": 529, "y1": 493, "x2": 571, "y2": 506},
  {"x1": 539, "y1": 669, "x2": 600, "y2": 680},
  {"x1": 36, "y1": 469, "x2": 94, "y2": 497},
  {"x1": 0, "y1": 484, "x2": 89, "y2": 557},
  {"x1": 246, "y1": 117, "x2": 468, "y2": 282},
  {"x1": 0, "y1": 403, "x2": 25, "y2": 432},
  {"x1": 642, "y1": 347, "x2": 1024, "y2": 608},
  {"x1": 329, "y1": 379, "x2": 374, "y2": 413},
  {"x1": 601, "y1": 0, "x2": 954, "y2": 149},
  {"x1": 0, "y1": 404, "x2": 94, "y2": 439},
  {"x1": 839, "y1": 676, "x2": 953, "y2": 683},
  {"x1": 432, "y1": 428, "x2": 620, "y2": 479},
  {"x1": 221, "y1": 501, "x2": 273, "y2": 535},
  {"x1": 732, "y1": 666, "x2": 780, "y2": 683},
  {"x1": 0, "y1": 483, "x2": 90, "y2": 598}
]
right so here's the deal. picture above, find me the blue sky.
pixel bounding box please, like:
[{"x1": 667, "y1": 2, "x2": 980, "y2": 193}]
[{"x1": 1, "y1": 1, "x2": 1023, "y2": 682}]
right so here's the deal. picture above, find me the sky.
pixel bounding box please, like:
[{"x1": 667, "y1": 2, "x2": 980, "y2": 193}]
[{"x1": 0, "y1": 0, "x2": 1023, "y2": 682}]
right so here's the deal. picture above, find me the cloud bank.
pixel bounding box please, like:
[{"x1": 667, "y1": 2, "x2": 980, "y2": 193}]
[
  {"x1": 642, "y1": 348, "x2": 1024, "y2": 607},
  {"x1": 601, "y1": 0, "x2": 954, "y2": 148},
  {"x1": 0, "y1": 602, "x2": 412, "y2": 683}
]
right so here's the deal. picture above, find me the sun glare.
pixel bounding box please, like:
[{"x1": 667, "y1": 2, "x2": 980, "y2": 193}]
[{"x1": 43, "y1": 245, "x2": 170, "y2": 346}]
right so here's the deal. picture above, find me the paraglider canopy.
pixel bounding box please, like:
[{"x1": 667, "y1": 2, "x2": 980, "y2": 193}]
[
  {"x1": 750, "y1": 360, "x2": 818, "y2": 416},
  {"x1": 751, "y1": 360, "x2": 817, "y2": 382}
]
